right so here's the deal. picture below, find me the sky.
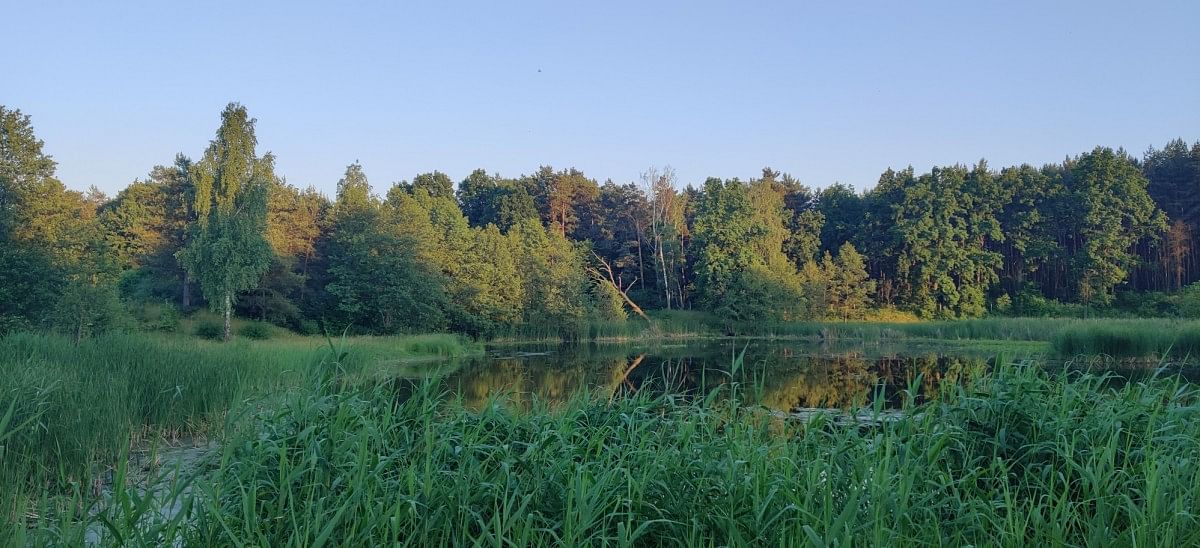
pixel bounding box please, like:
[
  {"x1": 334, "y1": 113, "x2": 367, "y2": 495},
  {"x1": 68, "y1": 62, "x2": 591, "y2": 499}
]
[{"x1": 6, "y1": 0, "x2": 1199, "y2": 197}]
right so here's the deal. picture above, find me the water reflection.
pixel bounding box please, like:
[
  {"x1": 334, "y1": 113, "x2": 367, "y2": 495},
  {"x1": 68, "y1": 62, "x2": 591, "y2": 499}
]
[{"x1": 428, "y1": 342, "x2": 994, "y2": 412}]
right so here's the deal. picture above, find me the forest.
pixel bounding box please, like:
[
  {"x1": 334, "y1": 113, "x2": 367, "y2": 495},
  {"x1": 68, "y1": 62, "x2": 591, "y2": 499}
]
[{"x1": 2, "y1": 102, "x2": 1199, "y2": 341}]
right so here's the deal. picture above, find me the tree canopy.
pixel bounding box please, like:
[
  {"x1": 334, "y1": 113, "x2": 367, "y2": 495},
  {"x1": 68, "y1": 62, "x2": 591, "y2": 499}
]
[{"x1": 1, "y1": 101, "x2": 1196, "y2": 338}]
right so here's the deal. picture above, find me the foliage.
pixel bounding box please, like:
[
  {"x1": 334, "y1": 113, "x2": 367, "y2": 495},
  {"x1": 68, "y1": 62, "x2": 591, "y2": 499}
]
[
  {"x1": 1011, "y1": 290, "x2": 1092, "y2": 318},
  {"x1": 2, "y1": 102, "x2": 1198, "y2": 338},
  {"x1": 177, "y1": 104, "x2": 274, "y2": 341},
  {"x1": 48, "y1": 280, "x2": 129, "y2": 340},
  {"x1": 193, "y1": 319, "x2": 224, "y2": 341},
  {"x1": 323, "y1": 203, "x2": 450, "y2": 334},
  {"x1": 129, "y1": 301, "x2": 182, "y2": 332},
  {"x1": 992, "y1": 293, "x2": 1013, "y2": 315},
  {"x1": 1182, "y1": 282, "x2": 1200, "y2": 318},
  {"x1": 238, "y1": 321, "x2": 273, "y2": 340},
  {"x1": 590, "y1": 279, "x2": 628, "y2": 322},
  {"x1": 1062, "y1": 148, "x2": 1167, "y2": 304},
  {"x1": 692, "y1": 177, "x2": 805, "y2": 322}
]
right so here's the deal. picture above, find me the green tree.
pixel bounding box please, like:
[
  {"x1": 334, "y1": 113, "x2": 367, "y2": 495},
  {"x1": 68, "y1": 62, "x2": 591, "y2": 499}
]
[
  {"x1": 1143, "y1": 139, "x2": 1200, "y2": 290},
  {"x1": 991, "y1": 165, "x2": 1057, "y2": 297},
  {"x1": 828, "y1": 243, "x2": 874, "y2": 320},
  {"x1": 512, "y1": 218, "x2": 590, "y2": 335},
  {"x1": 0, "y1": 106, "x2": 57, "y2": 233},
  {"x1": 886, "y1": 164, "x2": 1003, "y2": 318},
  {"x1": 692, "y1": 177, "x2": 804, "y2": 324},
  {"x1": 101, "y1": 179, "x2": 169, "y2": 270},
  {"x1": 455, "y1": 224, "x2": 525, "y2": 336},
  {"x1": 324, "y1": 213, "x2": 449, "y2": 333},
  {"x1": 1063, "y1": 148, "x2": 1167, "y2": 305},
  {"x1": 177, "y1": 103, "x2": 274, "y2": 341},
  {"x1": 239, "y1": 176, "x2": 326, "y2": 328},
  {"x1": 525, "y1": 166, "x2": 600, "y2": 238},
  {"x1": 1, "y1": 106, "x2": 106, "y2": 332},
  {"x1": 759, "y1": 168, "x2": 824, "y2": 267},
  {"x1": 641, "y1": 167, "x2": 688, "y2": 309},
  {"x1": 816, "y1": 183, "x2": 866, "y2": 253},
  {"x1": 457, "y1": 169, "x2": 540, "y2": 231},
  {"x1": 589, "y1": 181, "x2": 651, "y2": 302},
  {"x1": 323, "y1": 165, "x2": 449, "y2": 333},
  {"x1": 799, "y1": 259, "x2": 830, "y2": 320},
  {"x1": 94, "y1": 157, "x2": 196, "y2": 307}
]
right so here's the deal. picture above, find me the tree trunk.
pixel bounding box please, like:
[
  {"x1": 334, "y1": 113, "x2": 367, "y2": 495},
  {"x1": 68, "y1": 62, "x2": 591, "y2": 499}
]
[
  {"x1": 636, "y1": 233, "x2": 646, "y2": 291},
  {"x1": 656, "y1": 234, "x2": 670, "y2": 309},
  {"x1": 589, "y1": 254, "x2": 651, "y2": 322},
  {"x1": 182, "y1": 271, "x2": 192, "y2": 309},
  {"x1": 223, "y1": 293, "x2": 233, "y2": 342},
  {"x1": 610, "y1": 280, "x2": 651, "y2": 321}
]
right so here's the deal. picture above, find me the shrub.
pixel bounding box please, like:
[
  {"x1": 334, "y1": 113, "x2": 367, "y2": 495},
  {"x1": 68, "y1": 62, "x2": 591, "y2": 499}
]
[
  {"x1": 239, "y1": 322, "x2": 272, "y2": 340},
  {"x1": 590, "y1": 281, "x2": 628, "y2": 322},
  {"x1": 992, "y1": 294, "x2": 1013, "y2": 315},
  {"x1": 117, "y1": 266, "x2": 179, "y2": 303},
  {"x1": 130, "y1": 301, "x2": 182, "y2": 332},
  {"x1": 863, "y1": 307, "x2": 922, "y2": 323},
  {"x1": 294, "y1": 319, "x2": 320, "y2": 336},
  {"x1": 49, "y1": 282, "x2": 131, "y2": 340},
  {"x1": 1180, "y1": 282, "x2": 1200, "y2": 319},
  {"x1": 194, "y1": 319, "x2": 224, "y2": 340},
  {"x1": 1013, "y1": 290, "x2": 1091, "y2": 317},
  {"x1": 1114, "y1": 291, "x2": 1178, "y2": 317}
]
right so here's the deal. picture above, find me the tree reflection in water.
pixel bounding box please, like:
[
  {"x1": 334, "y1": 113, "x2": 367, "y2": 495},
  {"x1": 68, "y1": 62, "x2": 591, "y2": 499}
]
[{"x1": 430, "y1": 342, "x2": 991, "y2": 412}]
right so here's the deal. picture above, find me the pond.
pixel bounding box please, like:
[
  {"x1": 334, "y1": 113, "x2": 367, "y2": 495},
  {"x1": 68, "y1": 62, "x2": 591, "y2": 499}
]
[
  {"x1": 407, "y1": 340, "x2": 1200, "y2": 412},
  {"x1": 411, "y1": 340, "x2": 1025, "y2": 412}
]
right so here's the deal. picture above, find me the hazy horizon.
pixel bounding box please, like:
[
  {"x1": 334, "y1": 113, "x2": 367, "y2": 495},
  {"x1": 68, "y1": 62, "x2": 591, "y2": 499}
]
[{"x1": 8, "y1": 0, "x2": 1199, "y2": 196}]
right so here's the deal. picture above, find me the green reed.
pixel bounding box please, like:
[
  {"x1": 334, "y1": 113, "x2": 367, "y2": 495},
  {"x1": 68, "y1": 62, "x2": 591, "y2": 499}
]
[
  {"x1": 1051, "y1": 320, "x2": 1200, "y2": 359},
  {"x1": 49, "y1": 358, "x2": 1200, "y2": 547},
  {"x1": 0, "y1": 331, "x2": 479, "y2": 532}
]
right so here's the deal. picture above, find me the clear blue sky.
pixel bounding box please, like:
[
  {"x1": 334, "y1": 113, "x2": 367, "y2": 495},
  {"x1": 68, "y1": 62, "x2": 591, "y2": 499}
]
[{"x1": 7, "y1": 0, "x2": 1199, "y2": 196}]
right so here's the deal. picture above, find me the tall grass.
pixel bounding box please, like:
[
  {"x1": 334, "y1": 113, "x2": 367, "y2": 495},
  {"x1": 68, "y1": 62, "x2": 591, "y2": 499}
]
[
  {"x1": 499, "y1": 314, "x2": 1198, "y2": 355},
  {"x1": 51, "y1": 361, "x2": 1200, "y2": 546},
  {"x1": 1051, "y1": 320, "x2": 1200, "y2": 360},
  {"x1": 0, "y1": 331, "x2": 479, "y2": 529},
  {"x1": 729, "y1": 317, "x2": 1197, "y2": 344}
]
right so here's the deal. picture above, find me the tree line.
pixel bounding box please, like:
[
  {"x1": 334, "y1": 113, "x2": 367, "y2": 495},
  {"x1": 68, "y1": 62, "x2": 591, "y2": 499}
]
[{"x1": 1, "y1": 103, "x2": 1197, "y2": 339}]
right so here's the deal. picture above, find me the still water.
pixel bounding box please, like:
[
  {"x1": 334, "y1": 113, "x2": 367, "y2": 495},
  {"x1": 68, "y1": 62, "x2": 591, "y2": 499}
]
[{"x1": 416, "y1": 341, "x2": 1015, "y2": 412}]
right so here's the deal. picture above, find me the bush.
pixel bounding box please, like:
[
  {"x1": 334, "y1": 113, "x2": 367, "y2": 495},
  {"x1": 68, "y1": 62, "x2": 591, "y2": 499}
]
[
  {"x1": 49, "y1": 282, "x2": 131, "y2": 340},
  {"x1": 239, "y1": 322, "x2": 272, "y2": 340},
  {"x1": 590, "y1": 281, "x2": 628, "y2": 322},
  {"x1": 992, "y1": 294, "x2": 1013, "y2": 315},
  {"x1": 1180, "y1": 282, "x2": 1200, "y2": 319},
  {"x1": 194, "y1": 319, "x2": 224, "y2": 340},
  {"x1": 117, "y1": 266, "x2": 180, "y2": 303},
  {"x1": 1012, "y1": 290, "x2": 1091, "y2": 317},
  {"x1": 130, "y1": 301, "x2": 182, "y2": 332},
  {"x1": 863, "y1": 307, "x2": 922, "y2": 323},
  {"x1": 294, "y1": 319, "x2": 320, "y2": 336},
  {"x1": 1114, "y1": 291, "x2": 1178, "y2": 317}
]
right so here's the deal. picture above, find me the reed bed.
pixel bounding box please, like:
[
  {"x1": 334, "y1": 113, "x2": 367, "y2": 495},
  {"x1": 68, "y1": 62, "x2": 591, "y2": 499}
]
[
  {"x1": 26, "y1": 360, "x2": 1200, "y2": 546},
  {"x1": 503, "y1": 314, "x2": 1198, "y2": 353},
  {"x1": 0, "y1": 331, "x2": 479, "y2": 529},
  {"x1": 1051, "y1": 321, "x2": 1200, "y2": 360}
]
